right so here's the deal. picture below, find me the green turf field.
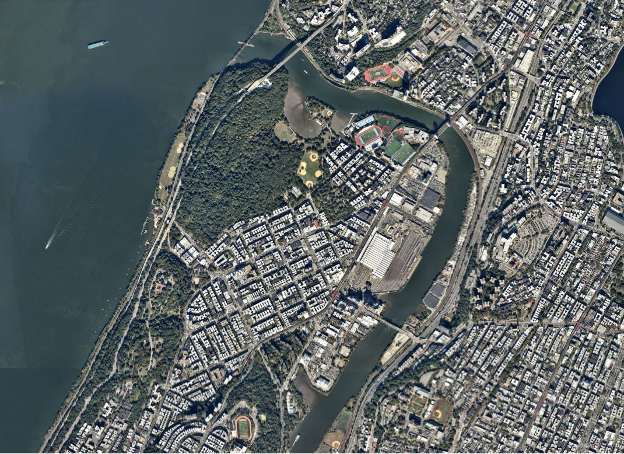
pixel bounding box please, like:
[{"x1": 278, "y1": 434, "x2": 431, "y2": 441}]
[
  {"x1": 358, "y1": 126, "x2": 381, "y2": 144},
  {"x1": 385, "y1": 140, "x2": 402, "y2": 157},
  {"x1": 377, "y1": 115, "x2": 400, "y2": 131},
  {"x1": 335, "y1": 409, "x2": 352, "y2": 431},
  {"x1": 393, "y1": 143, "x2": 416, "y2": 165},
  {"x1": 236, "y1": 417, "x2": 252, "y2": 440},
  {"x1": 369, "y1": 67, "x2": 389, "y2": 79}
]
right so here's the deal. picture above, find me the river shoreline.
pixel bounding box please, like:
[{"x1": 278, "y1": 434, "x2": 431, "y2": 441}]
[
  {"x1": 285, "y1": 64, "x2": 475, "y2": 452},
  {"x1": 591, "y1": 42, "x2": 624, "y2": 150},
  {"x1": 591, "y1": 43, "x2": 624, "y2": 114},
  {"x1": 40, "y1": 8, "x2": 475, "y2": 452},
  {"x1": 38, "y1": 4, "x2": 275, "y2": 451}
]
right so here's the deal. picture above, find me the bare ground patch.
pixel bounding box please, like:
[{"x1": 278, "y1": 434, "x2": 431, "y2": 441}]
[{"x1": 274, "y1": 120, "x2": 297, "y2": 143}]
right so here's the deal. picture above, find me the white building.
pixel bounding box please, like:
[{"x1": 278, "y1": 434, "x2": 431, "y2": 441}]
[{"x1": 357, "y1": 229, "x2": 396, "y2": 278}]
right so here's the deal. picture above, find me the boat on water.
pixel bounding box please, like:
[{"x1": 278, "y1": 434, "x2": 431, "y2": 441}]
[{"x1": 87, "y1": 40, "x2": 108, "y2": 50}]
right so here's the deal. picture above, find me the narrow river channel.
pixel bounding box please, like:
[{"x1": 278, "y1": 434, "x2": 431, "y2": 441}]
[{"x1": 239, "y1": 33, "x2": 475, "y2": 452}]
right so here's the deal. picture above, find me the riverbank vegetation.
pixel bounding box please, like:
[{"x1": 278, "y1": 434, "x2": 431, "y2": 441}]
[
  {"x1": 51, "y1": 251, "x2": 196, "y2": 452},
  {"x1": 280, "y1": 0, "x2": 433, "y2": 83},
  {"x1": 262, "y1": 327, "x2": 310, "y2": 384}
]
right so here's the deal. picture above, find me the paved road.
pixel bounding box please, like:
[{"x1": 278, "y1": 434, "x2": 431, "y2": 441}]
[
  {"x1": 517, "y1": 247, "x2": 623, "y2": 450},
  {"x1": 250, "y1": 0, "x2": 348, "y2": 89},
  {"x1": 341, "y1": 4, "x2": 554, "y2": 449}
]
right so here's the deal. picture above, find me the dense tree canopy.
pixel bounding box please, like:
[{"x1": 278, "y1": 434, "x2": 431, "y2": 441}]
[{"x1": 178, "y1": 63, "x2": 301, "y2": 247}]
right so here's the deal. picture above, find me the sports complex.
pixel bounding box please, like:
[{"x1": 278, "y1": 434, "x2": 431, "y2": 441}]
[
  {"x1": 297, "y1": 150, "x2": 322, "y2": 188},
  {"x1": 364, "y1": 63, "x2": 392, "y2": 83},
  {"x1": 354, "y1": 125, "x2": 383, "y2": 147},
  {"x1": 385, "y1": 140, "x2": 415, "y2": 165},
  {"x1": 377, "y1": 115, "x2": 401, "y2": 134},
  {"x1": 234, "y1": 415, "x2": 253, "y2": 441}
]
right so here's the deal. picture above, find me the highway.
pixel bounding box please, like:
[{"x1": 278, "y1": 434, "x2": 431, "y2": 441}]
[
  {"x1": 43, "y1": 1, "x2": 550, "y2": 449},
  {"x1": 40, "y1": 52, "x2": 228, "y2": 451},
  {"x1": 249, "y1": 0, "x2": 349, "y2": 89}
]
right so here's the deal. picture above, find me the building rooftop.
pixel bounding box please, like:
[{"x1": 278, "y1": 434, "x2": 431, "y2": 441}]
[
  {"x1": 603, "y1": 208, "x2": 624, "y2": 234},
  {"x1": 358, "y1": 229, "x2": 396, "y2": 278}
]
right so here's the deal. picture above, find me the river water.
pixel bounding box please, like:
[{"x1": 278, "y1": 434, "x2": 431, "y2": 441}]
[
  {"x1": 239, "y1": 34, "x2": 475, "y2": 452},
  {"x1": 593, "y1": 48, "x2": 624, "y2": 127},
  {"x1": 0, "y1": 1, "x2": 270, "y2": 451}
]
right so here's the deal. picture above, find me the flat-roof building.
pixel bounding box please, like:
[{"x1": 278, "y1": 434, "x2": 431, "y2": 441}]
[
  {"x1": 358, "y1": 229, "x2": 396, "y2": 278},
  {"x1": 457, "y1": 35, "x2": 478, "y2": 57},
  {"x1": 421, "y1": 188, "x2": 441, "y2": 210},
  {"x1": 603, "y1": 208, "x2": 624, "y2": 234}
]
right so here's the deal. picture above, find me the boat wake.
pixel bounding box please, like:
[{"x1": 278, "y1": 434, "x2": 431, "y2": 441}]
[
  {"x1": 45, "y1": 211, "x2": 66, "y2": 250},
  {"x1": 44, "y1": 157, "x2": 157, "y2": 250}
]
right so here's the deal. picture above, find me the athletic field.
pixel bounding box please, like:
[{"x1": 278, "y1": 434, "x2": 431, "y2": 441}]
[
  {"x1": 297, "y1": 150, "x2": 322, "y2": 187},
  {"x1": 393, "y1": 143, "x2": 416, "y2": 165},
  {"x1": 354, "y1": 125, "x2": 382, "y2": 146},
  {"x1": 364, "y1": 64, "x2": 392, "y2": 83},
  {"x1": 235, "y1": 415, "x2": 253, "y2": 441},
  {"x1": 385, "y1": 140, "x2": 402, "y2": 157},
  {"x1": 386, "y1": 72, "x2": 404, "y2": 88},
  {"x1": 377, "y1": 115, "x2": 400, "y2": 133},
  {"x1": 430, "y1": 398, "x2": 453, "y2": 425}
]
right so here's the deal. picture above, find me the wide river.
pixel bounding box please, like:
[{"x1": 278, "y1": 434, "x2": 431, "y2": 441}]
[
  {"x1": 0, "y1": 3, "x2": 476, "y2": 449},
  {"x1": 0, "y1": 1, "x2": 271, "y2": 451},
  {"x1": 239, "y1": 35, "x2": 475, "y2": 451}
]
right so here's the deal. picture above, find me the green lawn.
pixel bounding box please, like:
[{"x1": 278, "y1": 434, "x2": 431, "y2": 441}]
[
  {"x1": 236, "y1": 417, "x2": 252, "y2": 440},
  {"x1": 298, "y1": 150, "x2": 322, "y2": 188},
  {"x1": 407, "y1": 395, "x2": 427, "y2": 414},
  {"x1": 377, "y1": 115, "x2": 401, "y2": 132},
  {"x1": 393, "y1": 143, "x2": 416, "y2": 165},
  {"x1": 385, "y1": 140, "x2": 402, "y2": 157},
  {"x1": 335, "y1": 409, "x2": 352, "y2": 431}
]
